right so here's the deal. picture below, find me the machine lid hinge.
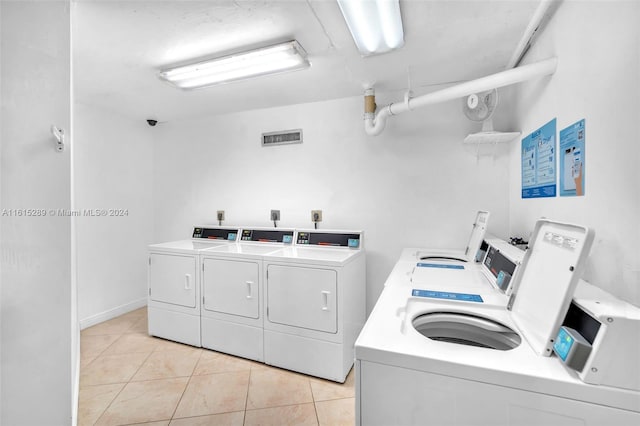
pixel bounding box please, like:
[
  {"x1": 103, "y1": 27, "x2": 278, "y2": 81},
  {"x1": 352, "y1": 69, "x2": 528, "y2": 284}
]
[{"x1": 507, "y1": 292, "x2": 517, "y2": 311}]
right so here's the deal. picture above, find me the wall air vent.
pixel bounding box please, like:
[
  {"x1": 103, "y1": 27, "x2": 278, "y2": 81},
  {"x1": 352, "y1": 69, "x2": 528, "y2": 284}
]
[{"x1": 262, "y1": 129, "x2": 303, "y2": 147}]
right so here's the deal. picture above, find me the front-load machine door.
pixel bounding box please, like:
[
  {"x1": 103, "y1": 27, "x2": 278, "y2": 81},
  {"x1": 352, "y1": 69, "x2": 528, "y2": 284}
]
[
  {"x1": 202, "y1": 258, "x2": 260, "y2": 319},
  {"x1": 266, "y1": 265, "x2": 337, "y2": 333},
  {"x1": 149, "y1": 253, "x2": 197, "y2": 308}
]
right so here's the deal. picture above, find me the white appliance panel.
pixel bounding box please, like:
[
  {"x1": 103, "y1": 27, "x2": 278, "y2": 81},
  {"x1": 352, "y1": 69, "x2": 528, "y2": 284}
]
[
  {"x1": 464, "y1": 210, "x2": 490, "y2": 262},
  {"x1": 264, "y1": 330, "x2": 343, "y2": 381},
  {"x1": 149, "y1": 253, "x2": 197, "y2": 308},
  {"x1": 510, "y1": 220, "x2": 594, "y2": 356},
  {"x1": 203, "y1": 258, "x2": 260, "y2": 319},
  {"x1": 359, "y1": 360, "x2": 640, "y2": 426},
  {"x1": 201, "y1": 317, "x2": 263, "y2": 362},
  {"x1": 267, "y1": 265, "x2": 338, "y2": 333},
  {"x1": 147, "y1": 306, "x2": 200, "y2": 347}
]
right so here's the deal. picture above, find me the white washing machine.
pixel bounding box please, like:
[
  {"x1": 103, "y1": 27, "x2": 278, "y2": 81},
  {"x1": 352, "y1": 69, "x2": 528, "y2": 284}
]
[
  {"x1": 354, "y1": 220, "x2": 640, "y2": 425},
  {"x1": 262, "y1": 230, "x2": 366, "y2": 383},
  {"x1": 147, "y1": 226, "x2": 239, "y2": 346},
  {"x1": 385, "y1": 210, "x2": 495, "y2": 290},
  {"x1": 387, "y1": 236, "x2": 524, "y2": 309},
  {"x1": 413, "y1": 238, "x2": 522, "y2": 293},
  {"x1": 199, "y1": 228, "x2": 294, "y2": 362},
  {"x1": 414, "y1": 210, "x2": 491, "y2": 263}
]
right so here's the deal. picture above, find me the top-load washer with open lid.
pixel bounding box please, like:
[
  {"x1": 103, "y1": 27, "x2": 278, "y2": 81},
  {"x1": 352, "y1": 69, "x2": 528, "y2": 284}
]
[
  {"x1": 385, "y1": 211, "x2": 491, "y2": 284},
  {"x1": 385, "y1": 211, "x2": 507, "y2": 293},
  {"x1": 386, "y1": 232, "x2": 524, "y2": 309},
  {"x1": 407, "y1": 237, "x2": 524, "y2": 305},
  {"x1": 404, "y1": 218, "x2": 596, "y2": 357},
  {"x1": 199, "y1": 227, "x2": 294, "y2": 362},
  {"x1": 262, "y1": 229, "x2": 366, "y2": 382},
  {"x1": 147, "y1": 226, "x2": 239, "y2": 346},
  {"x1": 413, "y1": 210, "x2": 491, "y2": 263},
  {"x1": 400, "y1": 210, "x2": 490, "y2": 263},
  {"x1": 354, "y1": 219, "x2": 640, "y2": 426}
]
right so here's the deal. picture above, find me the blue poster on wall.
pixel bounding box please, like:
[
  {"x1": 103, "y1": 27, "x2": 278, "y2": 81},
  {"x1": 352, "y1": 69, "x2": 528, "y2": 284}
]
[
  {"x1": 521, "y1": 118, "x2": 557, "y2": 198},
  {"x1": 559, "y1": 119, "x2": 585, "y2": 196}
]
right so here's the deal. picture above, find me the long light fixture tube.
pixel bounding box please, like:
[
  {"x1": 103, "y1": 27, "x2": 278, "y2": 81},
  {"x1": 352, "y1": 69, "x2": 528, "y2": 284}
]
[
  {"x1": 337, "y1": 0, "x2": 404, "y2": 56},
  {"x1": 159, "y1": 40, "x2": 310, "y2": 89}
]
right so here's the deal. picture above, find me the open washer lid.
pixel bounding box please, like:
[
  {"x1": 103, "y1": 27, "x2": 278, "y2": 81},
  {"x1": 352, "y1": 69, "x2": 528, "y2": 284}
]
[
  {"x1": 418, "y1": 210, "x2": 490, "y2": 263},
  {"x1": 463, "y1": 210, "x2": 490, "y2": 262},
  {"x1": 509, "y1": 219, "x2": 595, "y2": 357}
]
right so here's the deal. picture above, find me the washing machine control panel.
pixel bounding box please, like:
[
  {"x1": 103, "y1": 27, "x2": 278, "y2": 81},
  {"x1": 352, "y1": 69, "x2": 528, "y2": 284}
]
[
  {"x1": 240, "y1": 229, "x2": 293, "y2": 243},
  {"x1": 193, "y1": 227, "x2": 238, "y2": 241},
  {"x1": 296, "y1": 232, "x2": 361, "y2": 248},
  {"x1": 483, "y1": 246, "x2": 517, "y2": 292}
]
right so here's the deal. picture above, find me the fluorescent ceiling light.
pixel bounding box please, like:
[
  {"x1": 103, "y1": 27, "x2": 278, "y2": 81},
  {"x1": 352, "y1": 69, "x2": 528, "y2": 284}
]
[
  {"x1": 159, "y1": 40, "x2": 310, "y2": 89},
  {"x1": 337, "y1": 0, "x2": 404, "y2": 56}
]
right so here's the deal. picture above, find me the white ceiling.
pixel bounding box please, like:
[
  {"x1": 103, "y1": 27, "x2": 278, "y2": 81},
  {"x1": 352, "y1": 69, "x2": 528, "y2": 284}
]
[{"x1": 73, "y1": 0, "x2": 541, "y2": 123}]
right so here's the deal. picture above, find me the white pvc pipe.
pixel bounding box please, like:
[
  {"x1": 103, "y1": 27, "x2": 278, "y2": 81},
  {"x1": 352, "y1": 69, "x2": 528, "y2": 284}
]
[
  {"x1": 363, "y1": 99, "x2": 392, "y2": 136},
  {"x1": 364, "y1": 57, "x2": 557, "y2": 136},
  {"x1": 507, "y1": 0, "x2": 558, "y2": 69}
]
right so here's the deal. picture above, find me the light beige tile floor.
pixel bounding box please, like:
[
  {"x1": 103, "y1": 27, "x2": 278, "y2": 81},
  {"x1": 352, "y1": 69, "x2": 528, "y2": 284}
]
[{"x1": 79, "y1": 307, "x2": 355, "y2": 426}]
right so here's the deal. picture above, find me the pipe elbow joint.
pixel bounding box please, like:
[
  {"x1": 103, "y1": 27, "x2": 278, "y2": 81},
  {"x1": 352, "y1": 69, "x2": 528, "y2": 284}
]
[
  {"x1": 364, "y1": 111, "x2": 388, "y2": 136},
  {"x1": 364, "y1": 87, "x2": 385, "y2": 136}
]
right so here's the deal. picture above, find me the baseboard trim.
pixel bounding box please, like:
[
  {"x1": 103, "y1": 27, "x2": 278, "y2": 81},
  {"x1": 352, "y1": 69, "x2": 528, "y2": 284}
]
[{"x1": 80, "y1": 298, "x2": 147, "y2": 330}]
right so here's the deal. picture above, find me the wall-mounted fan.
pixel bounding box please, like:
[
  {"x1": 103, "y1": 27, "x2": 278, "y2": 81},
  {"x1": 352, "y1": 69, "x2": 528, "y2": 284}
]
[
  {"x1": 463, "y1": 89, "x2": 497, "y2": 123},
  {"x1": 462, "y1": 88, "x2": 520, "y2": 144}
]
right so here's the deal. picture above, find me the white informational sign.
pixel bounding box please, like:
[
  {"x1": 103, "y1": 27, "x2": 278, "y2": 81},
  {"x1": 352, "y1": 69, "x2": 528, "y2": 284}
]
[
  {"x1": 522, "y1": 119, "x2": 557, "y2": 199},
  {"x1": 559, "y1": 119, "x2": 585, "y2": 197}
]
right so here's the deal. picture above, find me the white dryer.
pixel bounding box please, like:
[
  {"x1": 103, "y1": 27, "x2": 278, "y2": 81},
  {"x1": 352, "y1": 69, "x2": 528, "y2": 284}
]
[
  {"x1": 262, "y1": 230, "x2": 366, "y2": 383},
  {"x1": 354, "y1": 220, "x2": 640, "y2": 425},
  {"x1": 147, "y1": 226, "x2": 239, "y2": 346},
  {"x1": 199, "y1": 228, "x2": 294, "y2": 362}
]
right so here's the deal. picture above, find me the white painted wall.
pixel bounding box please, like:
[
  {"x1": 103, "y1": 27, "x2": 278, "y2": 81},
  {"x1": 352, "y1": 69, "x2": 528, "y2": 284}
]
[
  {"x1": 1, "y1": 1, "x2": 75, "y2": 423},
  {"x1": 74, "y1": 103, "x2": 154, "y2": 327},
  {"x1": 508, "y1": 1, "x2": 640, "y2": 306},
  {"x1": 153, "y1": 95, "x2": 512, "y2": 312},
  {"x1": 1, "y1": 0, "x2": 3, "y2": 412}
]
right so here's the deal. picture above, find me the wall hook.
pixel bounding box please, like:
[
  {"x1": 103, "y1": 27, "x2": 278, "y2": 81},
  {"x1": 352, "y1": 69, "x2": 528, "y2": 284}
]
[
  {"x1": 51, "y1": 125, "x2": 65, "y2": 152},
  {"x1": 405, "y1": 66, "x2": 413, "y2": 111}
]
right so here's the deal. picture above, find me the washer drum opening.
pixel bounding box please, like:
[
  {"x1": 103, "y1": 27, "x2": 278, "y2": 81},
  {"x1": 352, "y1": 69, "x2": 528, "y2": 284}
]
[{"x1": 412, "y1": 312, "x2": 521, "y2": 351}]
